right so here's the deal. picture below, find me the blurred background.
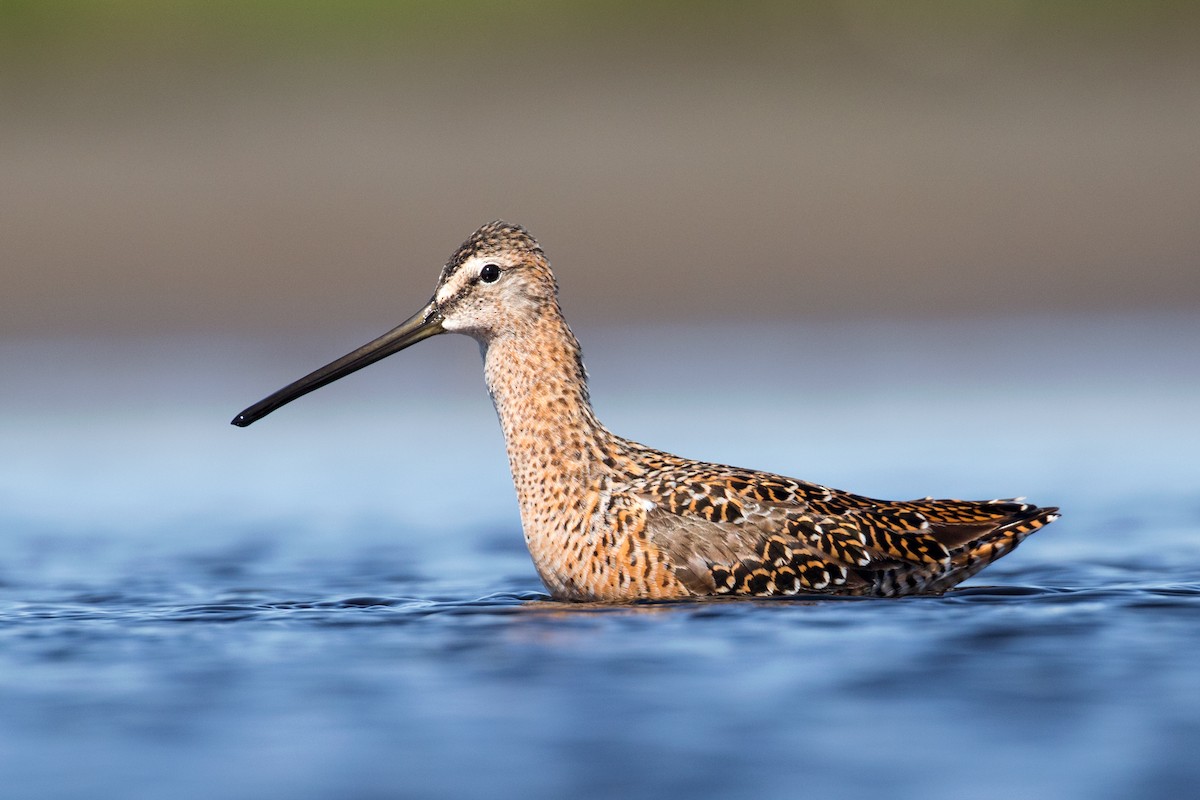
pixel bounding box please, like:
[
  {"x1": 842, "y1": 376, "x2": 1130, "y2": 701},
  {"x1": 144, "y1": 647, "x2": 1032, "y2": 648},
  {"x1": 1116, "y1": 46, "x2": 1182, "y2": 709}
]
[
  {"x1": 3, "y1": 0, "x2": 1197, "y2": 547},
  {"x1": 4, "y1": 0, "x2": 1198, "y2": 337},
  {"x1": 2, "y1": 3, "x2": 1199, "y2": 799},
  {"x1": 4, "y1": 0, "x2": 1197, "y2": 507}
]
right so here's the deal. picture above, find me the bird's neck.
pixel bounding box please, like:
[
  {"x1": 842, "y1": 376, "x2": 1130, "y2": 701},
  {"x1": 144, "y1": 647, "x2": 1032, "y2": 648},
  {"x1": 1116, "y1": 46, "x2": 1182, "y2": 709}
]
[{"x1": 482, "y1": 308, "x2": 616, "y2": 506}]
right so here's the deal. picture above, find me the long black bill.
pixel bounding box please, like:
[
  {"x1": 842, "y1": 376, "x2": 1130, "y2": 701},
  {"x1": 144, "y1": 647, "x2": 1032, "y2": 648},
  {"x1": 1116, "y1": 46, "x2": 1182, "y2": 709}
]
[{"x1": 231, "y1": 300, "x2": 444, "y2": 427}]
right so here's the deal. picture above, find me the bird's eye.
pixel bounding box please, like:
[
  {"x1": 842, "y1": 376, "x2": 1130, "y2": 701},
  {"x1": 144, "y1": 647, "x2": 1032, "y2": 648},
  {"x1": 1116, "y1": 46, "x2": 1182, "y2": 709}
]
[{"x1": 480, "y1": 263, "x2": 502, "y2": 283}]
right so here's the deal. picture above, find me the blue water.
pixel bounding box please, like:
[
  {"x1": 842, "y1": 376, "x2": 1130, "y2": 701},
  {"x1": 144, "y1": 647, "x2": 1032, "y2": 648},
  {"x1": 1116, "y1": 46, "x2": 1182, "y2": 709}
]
[{"x1": 2, "y1": 315, "x2": 1198, "y2": 799}]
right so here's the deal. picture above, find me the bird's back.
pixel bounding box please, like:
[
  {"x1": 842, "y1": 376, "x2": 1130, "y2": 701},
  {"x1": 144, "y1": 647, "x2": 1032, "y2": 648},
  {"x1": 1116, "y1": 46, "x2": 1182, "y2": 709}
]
[{"x1": 586, "y1": 443, "x2": 1060, "y2": 600}]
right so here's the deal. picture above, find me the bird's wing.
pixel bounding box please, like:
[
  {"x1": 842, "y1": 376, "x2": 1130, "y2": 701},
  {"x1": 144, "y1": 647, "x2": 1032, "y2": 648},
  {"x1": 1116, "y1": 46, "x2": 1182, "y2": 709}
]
[{"x1": 625, "y1": 460, "x2": 1056, "y2": 597}]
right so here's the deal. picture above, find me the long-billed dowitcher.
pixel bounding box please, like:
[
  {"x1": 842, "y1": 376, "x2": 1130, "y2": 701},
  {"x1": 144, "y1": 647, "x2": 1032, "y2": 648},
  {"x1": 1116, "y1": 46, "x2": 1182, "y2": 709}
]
[{"x1": 233, "y1": 221, "x2": 1058, "y2": 601}]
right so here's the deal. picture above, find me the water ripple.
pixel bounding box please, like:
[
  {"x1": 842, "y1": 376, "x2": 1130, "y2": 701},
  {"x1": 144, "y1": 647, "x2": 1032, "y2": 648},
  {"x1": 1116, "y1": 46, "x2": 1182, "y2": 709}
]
[{"x1": 5, "y1": 582, "x2": 1198, "y2": 629}]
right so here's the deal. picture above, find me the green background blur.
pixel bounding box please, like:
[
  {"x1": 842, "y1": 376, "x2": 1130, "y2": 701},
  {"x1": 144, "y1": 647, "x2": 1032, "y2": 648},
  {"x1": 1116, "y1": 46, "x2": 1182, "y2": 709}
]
[{"x1": 3, "y1": 1, "x2": 1198, "y2": 337}]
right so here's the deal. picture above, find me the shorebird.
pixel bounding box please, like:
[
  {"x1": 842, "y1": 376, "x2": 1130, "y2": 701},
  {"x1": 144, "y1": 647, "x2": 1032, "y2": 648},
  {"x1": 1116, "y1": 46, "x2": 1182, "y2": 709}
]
[{"x1": 233, "y1": 221, "x2": 1058, "y2": 601}]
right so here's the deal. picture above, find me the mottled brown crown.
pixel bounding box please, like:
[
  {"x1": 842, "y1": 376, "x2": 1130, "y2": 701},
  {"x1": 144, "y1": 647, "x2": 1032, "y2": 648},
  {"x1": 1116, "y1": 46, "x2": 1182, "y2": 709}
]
[{"x1": 441, "y1": 220, "x2": 543, "y2": 281}]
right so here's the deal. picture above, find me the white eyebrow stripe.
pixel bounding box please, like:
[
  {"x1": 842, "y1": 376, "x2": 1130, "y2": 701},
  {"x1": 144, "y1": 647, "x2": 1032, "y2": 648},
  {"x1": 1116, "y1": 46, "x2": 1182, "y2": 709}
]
[{"x1": 435, "y1": 258, "x2": 480, "y2": 305}]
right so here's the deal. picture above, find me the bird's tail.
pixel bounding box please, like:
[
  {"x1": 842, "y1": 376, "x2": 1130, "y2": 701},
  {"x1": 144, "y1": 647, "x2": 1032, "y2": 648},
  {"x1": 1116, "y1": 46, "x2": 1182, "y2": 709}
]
[{"x1": 922, "y1": 505, "x2": 1061, "y2": 594}]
